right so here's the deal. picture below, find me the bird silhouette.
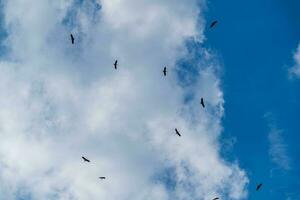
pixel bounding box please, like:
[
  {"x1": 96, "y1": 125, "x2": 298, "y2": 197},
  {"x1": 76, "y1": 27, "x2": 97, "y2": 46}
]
[
  {"x1": 163, "y1": 67, "x2": 167, "y2": 76},
  {"x1": 82, "y1": 156, "x2": 90, "y2": 162},
  {"x1": 212, "y1": 198, "x2": 219, "y2": 200},
  {"x1": 175, "y1": 128, "x2": 181, "y2": 137},
  {"x1": 200, "y1": 98, "x2": 205, "y2": 108},
  {"x1": 256, "y1": 183, "x2": 263, "y2": 191},
  {"x1": 70, "y1": 34, "x2": 74, "y2": 44},
  {"x1": 99, "y1": 177, "x2": 106, "y2": 180},
  {"x1": 114, "y1": 60, "x2": 118, "y2": 70},
  {"x1": 210, "y1": 20, "x2": 218, "y2": 28}
]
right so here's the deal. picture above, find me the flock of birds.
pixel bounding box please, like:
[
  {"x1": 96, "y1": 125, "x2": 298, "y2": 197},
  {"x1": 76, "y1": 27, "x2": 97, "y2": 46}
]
[{"x1": 71, "y1": 20, "x2": 263, "y2": 199}]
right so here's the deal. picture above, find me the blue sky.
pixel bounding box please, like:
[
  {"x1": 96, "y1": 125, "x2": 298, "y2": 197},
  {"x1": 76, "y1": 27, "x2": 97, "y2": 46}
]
[
  {"x1": 0, "y1": 0, "x2": 299, "y2": 199},
  {"x1": 205, "y1": 0, "x2": 300, "y2": 199}
]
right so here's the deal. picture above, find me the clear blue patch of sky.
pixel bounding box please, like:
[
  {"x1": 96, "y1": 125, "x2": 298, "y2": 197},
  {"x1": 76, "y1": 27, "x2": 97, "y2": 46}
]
[
  {"x1": 204, "y1": 0, "x2": 300, "y2": 199},
  {"x1": 62, "y1": 0, "x2": 101, "y2": 28},
  {"x1": 153, "y1": 166, "x2": 177, "y2": 191},
  {"x1": 14, "y1": 187, "x2": 33, "y2": 200},
  {"x1": 176, "y1": 39, "x2": 221, "y2": 106},
  {"x1": 176, "y1": 40, "x2": 205, "y2": 104},
  {"x1": 0, "y1": 1, "x2": 8, "y2": 58}
]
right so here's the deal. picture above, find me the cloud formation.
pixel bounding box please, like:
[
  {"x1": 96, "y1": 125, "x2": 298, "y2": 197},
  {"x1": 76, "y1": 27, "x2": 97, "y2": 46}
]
[
  {"x1": 0, "y1": 0, "x2": 248, "y2": 199},
  {"x1": 268, "y1": 129, "x2": 291, "y2": 171},
  {"x1": 265, "y1": 113, "x2": 291, "y2": 171},
  {"x1": 289, "y1": 43, "x2": 300, "y2": 78}
]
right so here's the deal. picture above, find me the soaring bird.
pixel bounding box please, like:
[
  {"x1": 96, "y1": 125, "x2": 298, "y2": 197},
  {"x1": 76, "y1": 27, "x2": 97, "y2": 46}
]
[
  {"x1": 163, "y1": 67, "x2": 167, "y2": 76},
  {"x1": 175, "y1": 128, "x2": 181, "y2": 137},
  {"x1": 82, "y1": 156, "x2": 90, "y2": 162},
  {"x1": 200, "y1": 98, "x2": 205, "y2": 108},
  {"x1": 210, "y1": 20, "x2": 218, "y2": 28},
  {"x1": 212, "y1": 198, "x2": 219, "y2": 200},
  {"x1": 114, "y1": 60, "x2": 118, "y2": 70},
  {"x1": 256, "y1": 183, "x2": 263, "y2": 191},
  {"x1": 99, "y1": 177, "x2": 106, "y2": 180},
  {"x1": 70, "y1": 34, "x2": 74, "y2": 44}
]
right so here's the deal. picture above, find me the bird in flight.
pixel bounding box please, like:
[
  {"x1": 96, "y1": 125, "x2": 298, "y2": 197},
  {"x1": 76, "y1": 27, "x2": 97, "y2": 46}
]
[
  {"x1": 82, "y1": 156, "x2": 90, "y2": 162},
  {"x1": 212, "y1": 198, "x2": 219, "y2": 200},
  {"x1": 114, "y1": 60, "x2": 118, "y2": 70},
  {"x1": 210, "y1": 20, "x2": 218, "y2": 28},
  {"x1": 200, "y1": 98, "x2": 205, "y2": 108},
  {"x1": 163, "y1": 67, "x2": 167, "y2": 76},
  {"x1": 175, "y1": 128, "x2": 181, "y2": 137},
  {"x1": 70, "y1": 34, "x2": 74, "y2": 44},
  {"x1": 99, "y1": 177, "x2": 106, "y2": 180},
  {"x1": 256, "y1": 183, "x2": 263, "y2": 191}
]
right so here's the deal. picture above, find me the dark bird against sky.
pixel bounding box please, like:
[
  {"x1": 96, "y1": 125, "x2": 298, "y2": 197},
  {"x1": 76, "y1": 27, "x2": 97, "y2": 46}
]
[
  {"x1": 163, "y1": 67, "x2": 167, "y2": 76},
  {"x1": 175, "y1": 128, "x2": 181, "y2": 137},
  {"x1": 70, "y1": 34, "x2": 74, "y2": 44},
  {"x1": 114, "y1": 60, "x2": 118, "y2": 70},
  {"x1": 82, "y1": 156, "x2": 90, "y2": 162},
  {"x1": 99, "y1": 177, "x2": 106, "y2": 180},
  {"x1": 210, "y1": 20, "x2": 218, "y2": 28},
  {"x1": 200, "y1": 98, "x2": 205, "y2": 108},
  {"x1": 212, "y1": 198, "x2": 219, "y2": 200},
  {"x1": 256, "y1": 183, "x2": 263, "y2": 191}
]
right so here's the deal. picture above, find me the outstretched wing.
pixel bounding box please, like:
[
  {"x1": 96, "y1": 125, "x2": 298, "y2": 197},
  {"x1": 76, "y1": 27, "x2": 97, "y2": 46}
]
[
  {"x1": 163, "y1": 67, "x2": 167, "y2": 76},
  {"x1": 210, "y1": 20, "x2": 217, "y2": 28},
  {"x1": 256, "y1": 183, "x2": 262, "y2": 191},
  {"x1": 175, "y1": 128, "x2": 181, "y2": 136},
  {"x1": 82, "y1": 156, "x2": 90, "y2": 162},
  {"x1": 70, "y1": 34, "x2": 74, "y2": 44},
  {"x1": 201, "y1": 98, "x2": 205, "y2": 108}
]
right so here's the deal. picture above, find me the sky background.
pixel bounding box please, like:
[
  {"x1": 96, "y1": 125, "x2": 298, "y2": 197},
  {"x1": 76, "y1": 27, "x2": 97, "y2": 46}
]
[
  {"x1": 0, "y1": 0, "x2": 299, "y2": 200},
  {"x1": 205, "y1": 0, "x2": 300, "y2": 199}
]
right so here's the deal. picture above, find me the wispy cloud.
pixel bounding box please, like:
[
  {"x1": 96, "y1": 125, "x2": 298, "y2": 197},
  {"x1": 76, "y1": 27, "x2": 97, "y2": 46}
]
[
  {"x1": 265, "y1": 113, "x2": 291, "y2": 171},
  {"x1": 288, "y1": 43, "x2": 300, "y2": 78},
  {"x1": 0, "y1": 0, "x2": 248, "y2": 199},
  {"x1": 268, "y1": 129, "x2": 291, "y2": 171}
]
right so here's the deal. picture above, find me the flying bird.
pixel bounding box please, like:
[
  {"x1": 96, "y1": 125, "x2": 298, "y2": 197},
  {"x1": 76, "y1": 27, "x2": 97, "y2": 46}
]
[
  {"x1": 175, "y1": 128, "x2": 181, "y2": 137},
  {"x1": 200, "y1": 98, "x2": 205, "y2": 108},
  {"x1": 256, "y1": 183, "x2": 263, "y2": 191},
  {"x1": 70, "y1": 34, "x2": 74, "y2": 44},
  {"x1": 212, "y1": 198, "x2": 219, "y2": 200},
  {"x1": 99, "y1": 177, "x2": 106, "y2": 180},
  {"x1": 82, "y1": 156, "x2": 90, "y2": 162},
  {"x1": 210, "y1": 20, "x2": 218, "y2": 28},
  {"x1": 114, "y1": 60, "x2": 118, "y2": 70},
  {"x1": 163, "y1": 67, "x2": 167, "y2": 76}
]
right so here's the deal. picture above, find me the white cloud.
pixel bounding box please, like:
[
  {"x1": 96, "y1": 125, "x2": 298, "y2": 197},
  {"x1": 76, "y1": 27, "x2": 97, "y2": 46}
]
[
  {"x1": 289, "y1": 43, "x2": 300, "y2": 78},
  {"x1": 268, "y1": 129, "x2": 291, "y2": 171},
  {"x1": 0, "y1": 0, "x2": 248, "y2": 199},
  {"x1": 265, "y1": 113, "x2": 291, "y2": 171}
]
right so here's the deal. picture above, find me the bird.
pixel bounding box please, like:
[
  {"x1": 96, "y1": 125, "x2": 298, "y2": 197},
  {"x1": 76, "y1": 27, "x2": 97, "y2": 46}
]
[
  {"x1": 210, "y1": 20, "x2": 218, "y2": 28},
  {"x1": 256, "y1": 183, "x2": 263, "y2": 191},
  {"x1": 82, "y1": 156, "x2": 90, "y2": 162},
  {"x1": 99, "y1": 177, "x2": 106, "y2": 180},
  {"x1": 212, "y1": 198, "x2": 219, "y2": 200},
  {"x1": 200, "y1": 98, "x2": 205, "y2": 108},
  {"x1": 163, "y1": 67, "x2": 167, "y2": 76},
  {"x1": 175, "y1": 128, "x2": 181, "y2": 137},
  {"x1": 70, "y1": 34, "x2": 74, "y2": 44},
  {"x1": 114, "y1": 60, "x2": 118, "y2": 70}
]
